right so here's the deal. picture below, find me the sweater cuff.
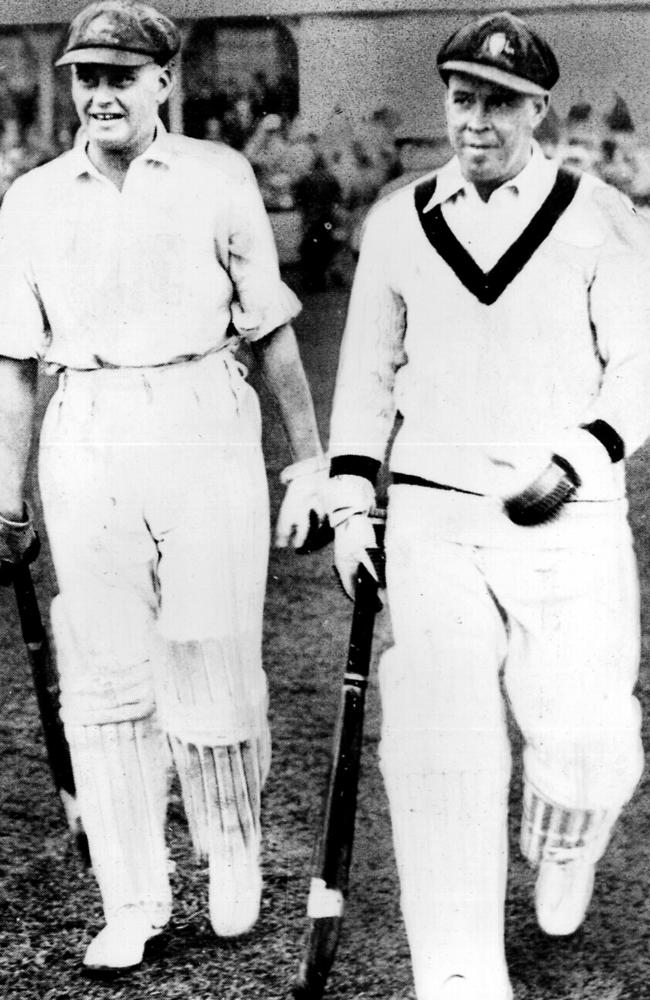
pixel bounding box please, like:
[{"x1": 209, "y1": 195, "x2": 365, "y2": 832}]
[
  {"x1": 580, "y1": 420, "x2": 625, "y2": 463},
  {"x1": 329, "y1": 454, "x2": 381, "y2": 485}
]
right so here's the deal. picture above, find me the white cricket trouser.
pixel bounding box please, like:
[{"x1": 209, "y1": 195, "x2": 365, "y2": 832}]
[
  {"x1": 379, "y1": 483, "x2": 643, "y2": 1000},
  {"x1": 38, "y1": 350, "x2": 271, "y2": 920},
  {"x1": 39, "y1": 350, "x2": 270, "y2": 737}
]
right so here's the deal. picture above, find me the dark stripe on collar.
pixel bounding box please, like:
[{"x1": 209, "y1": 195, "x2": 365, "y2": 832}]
[{"x1": 414, "y1": 167, "x2": 581, "y2": 305}]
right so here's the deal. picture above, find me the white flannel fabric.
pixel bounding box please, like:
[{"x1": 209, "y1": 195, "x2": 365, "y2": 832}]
[
  {"x1": 329, "y1": 144, "x2": 650, "y2": 501},
  {"x1": 0, "y1": 122, "x2": 300, "y2": 369},
  {"x1": 330, "y1": 145, "x2": 650, "y2": 1000}
]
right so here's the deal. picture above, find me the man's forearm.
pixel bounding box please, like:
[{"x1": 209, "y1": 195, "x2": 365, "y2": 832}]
[
  {"x1": 252, "y1": 323, "x2": 323, "y2": 461},
  {"x1": 0, "y1": 356, "x2": 38, "y2": 517}
]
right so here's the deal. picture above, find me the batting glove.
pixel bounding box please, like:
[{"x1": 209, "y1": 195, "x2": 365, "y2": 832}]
[
  {"x1": 275, "y1": 455, "x2": 329, "y2": 551},
  {"x1": 333, "y1": 513, "x2": 379, "y2": 600},
  {"x1": 328, "y1": 473, "x2": 376, "y2": 529},
  {"x1": 0, "y1": 503, "x2": 40, "y2": 584}
]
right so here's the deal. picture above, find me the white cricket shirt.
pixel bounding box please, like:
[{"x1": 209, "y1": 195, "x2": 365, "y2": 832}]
[{"x1": 0, "y1": 124, "x2": 300, "y2": 369}]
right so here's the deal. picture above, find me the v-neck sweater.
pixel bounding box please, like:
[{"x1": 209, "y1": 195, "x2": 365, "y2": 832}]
[{"x1": 329, "y1": 154, "x2": 650, "y2": 504}]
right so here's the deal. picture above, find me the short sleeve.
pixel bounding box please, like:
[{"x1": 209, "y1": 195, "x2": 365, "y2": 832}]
[
  {"x1": 227, "y1": 158, "x2": 301, "y2": 341},
  {"x1": 0, "y1": 179, "x2": 48, "y2": 360}
]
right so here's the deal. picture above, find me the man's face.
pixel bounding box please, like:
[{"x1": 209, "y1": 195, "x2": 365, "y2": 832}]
[
  {"x1": 72, "y1": 62, "x2": 172, "y2": 156},
  {"x1": 445, "y1": 73, "x2": 548, "y2": 194}
]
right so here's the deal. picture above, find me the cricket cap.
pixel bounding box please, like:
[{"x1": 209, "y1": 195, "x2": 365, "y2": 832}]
[
  {"x1": 437, "y1": 11, "x2": 559, "y2": 96},
  {"x1": 56, "y1": 0, "x2": 180, "y2": 68}
]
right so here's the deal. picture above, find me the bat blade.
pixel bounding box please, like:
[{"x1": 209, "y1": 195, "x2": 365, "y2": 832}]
[
  {"x1": 292, "y1": 555, "x2": 383, "y2": 999},
  {"x1": 293, "y1": 916, "x2": 343, "y2": 1000},
  {"x1": 12, "y1": 563, "x2": 90, "y2": 867}
]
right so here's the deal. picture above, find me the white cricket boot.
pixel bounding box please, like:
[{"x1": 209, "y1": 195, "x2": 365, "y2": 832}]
[
  {"x1": 170, "y1": 736, "x2": 264, "y2": 937},
  {"x1": 84, "y1": 905, "x2": 164, "y2": 974},
  {"x1": 535, "y1": 859, "x2": 595, "y2": 936},
  {"x1": 208, "y1": 837, "x2": 263, "y2": 937}
]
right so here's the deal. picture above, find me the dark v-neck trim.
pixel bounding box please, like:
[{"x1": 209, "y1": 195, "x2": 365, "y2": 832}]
[{"x1": 414, "y1": 167, "x2": 581, "y2": 305}]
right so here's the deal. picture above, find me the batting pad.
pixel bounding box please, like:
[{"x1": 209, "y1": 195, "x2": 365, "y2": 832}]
[
  {"x1": 65, "y1": 716, "x2": 172, "y2": 926},
  {"x1": 158, "y1": 636, "x2": 269, "y2": 748},
  {"x1": 382, "y1": 761, "x2": 512, "y2": 1000},
  {"x1": 51, "y1": 593, "x2": 157, "y2": 726},
  {"x1": 169, "y1": 738, "x2": 263, "y2": 863},
  {"x1": 520, "y1": 781, "x2": 615, "y2": 866}
]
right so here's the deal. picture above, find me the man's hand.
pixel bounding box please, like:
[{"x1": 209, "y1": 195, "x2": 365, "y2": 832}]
[
  {"x1": 503, "y1": 426, "x2": 619, "y2": 527},
  {"x1": 275, "y1": 458, "x2": 329, "y2": 550},
  {"x1": 504, "y1": 455, "x2": 581, "y2": 526},
  {"x1": 333, "y1": 514, "x2": 379, "y2": 599},
  {"x1": 0, "y1": 504, "x2": 40, "y2": 584}
]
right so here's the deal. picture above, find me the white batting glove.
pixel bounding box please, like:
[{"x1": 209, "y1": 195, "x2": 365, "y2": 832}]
[
  {"x1": 333, "y1": 514, "x2": 379, "y2": 600},
  {"x1": 328, "y1": 473, "x2": 376, "y2": 529},
  {"x1": 275, "y1": 455, "x2": 329, "y2": 550}
]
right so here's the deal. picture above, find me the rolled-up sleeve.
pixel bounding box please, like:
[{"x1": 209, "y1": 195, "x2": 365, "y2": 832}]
[
  {"x1": 329, "y1": 203, "x2": 406, "y2": 462},
  {"x1": 228, "y1": 159, "x2": 301, "y2": 341},
  {"x1": 0, "y1": 179, "x2": 48, "y2": 360}
]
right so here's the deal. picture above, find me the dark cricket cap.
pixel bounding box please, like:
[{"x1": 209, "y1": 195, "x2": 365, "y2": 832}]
[
  {"x1": 437, "y1": 11, "x2": 559, "y2": 96},
  {"x1": 56, "y1": 0, "x2": 180, "y2": 68}
]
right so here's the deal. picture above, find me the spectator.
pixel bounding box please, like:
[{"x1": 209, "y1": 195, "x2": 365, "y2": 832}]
[
  {"x1": 603, "y1": 93, "x2": 635, "y2": 146},
  {"x1": 557, "y1": 99, "x2": 601, "y2": 175},
  {"x1": 275, "y1": 72, "x2": 299, "y2": 120},
  {"x1": 293, "y1": 153, "x2": 344, "y2": 291},
  {"x1": 203, "y1": 115, "x2": 223, "y2": 143},
  {"x1": 0, "y1": 117, "x2": 27, "y2": 203},
  {"x1": 597, "y1": 137, "x2": 637, "y2": 198},
  {"x1": 244, "y1": 113, "x2": 293, "y2": 209},
  {"x1": 283, "y1": 116, "x2": 318, "y2": 188},
  {"x1": 534, "y1": 104, "x2": 561, "y2": 159},
  {"x1": 222, "y1": 92, "x2": 258, "y2": 150},
  {"x1": 183, "y1": 85, "x2": 228, "y2": 140}
]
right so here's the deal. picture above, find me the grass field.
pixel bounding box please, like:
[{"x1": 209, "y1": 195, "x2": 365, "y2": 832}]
[{"x1": 2, "y1": 282, "x2": 650, "y2": 1000}]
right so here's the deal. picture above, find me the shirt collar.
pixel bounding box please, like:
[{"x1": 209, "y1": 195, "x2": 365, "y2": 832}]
[
  {"x1": 67, "y1": 119, "x2": 172, "y2": 180},
  {"x1": 423, "y1": 141, "x2": 555, "y2": 211}
]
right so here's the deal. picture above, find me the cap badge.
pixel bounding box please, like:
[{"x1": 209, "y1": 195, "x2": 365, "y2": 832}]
[
  {"x1": 88, "y1": 13, "x2": 114, "y2": 37},
  {"x1": 482, "y1": 32, "x2": 515, "y2": 59}
]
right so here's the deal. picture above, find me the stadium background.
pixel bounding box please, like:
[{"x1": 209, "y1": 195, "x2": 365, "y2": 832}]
[{"x1": 3, "y1": 4, "x2": 650, "y2": 998}]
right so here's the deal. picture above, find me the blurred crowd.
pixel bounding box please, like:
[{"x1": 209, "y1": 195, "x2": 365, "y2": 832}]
[
  {"x1": 536, "y1": 93, "x2": 650, "y2": 209},
  {"x1": 0, "y1": 115, "x2": 75, "y2": 203},
  {"x1": 2, "y1": 76, "x2": 650, "y2": 291},
  {"x1": 184, "y1": 72, "x2": 403, "y2": 289},
  {"x1": 180, "y1": 81, "x2": 650, "y2": 286}
]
